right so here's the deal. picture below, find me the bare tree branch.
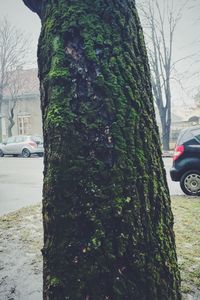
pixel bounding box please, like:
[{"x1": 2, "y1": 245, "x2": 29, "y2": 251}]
[
  {"x1": 0, "y1": 18, "x2": 30, "y2": 138},
  {"x1": 137, "y1": 0, "x2": 192, "y2": 150}
]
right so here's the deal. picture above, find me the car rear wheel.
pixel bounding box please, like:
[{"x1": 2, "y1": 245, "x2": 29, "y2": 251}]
[
  {"x1": 180, "y1": 170, "x2": 200, "y2": 196},
  {"x1": 22, "y1": 148, "x2": 31, "y2": 158},
  {"x1": 0, "y1": 149, "x2": 4, "y2": 157}
]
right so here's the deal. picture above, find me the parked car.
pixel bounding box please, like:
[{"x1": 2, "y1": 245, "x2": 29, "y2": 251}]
[
  {"x1": 170, "y1": 125, "x2": 200, "y2": 196},
  {"x1": 0, "y1": 135, "x2": 44, "y2": 158}
]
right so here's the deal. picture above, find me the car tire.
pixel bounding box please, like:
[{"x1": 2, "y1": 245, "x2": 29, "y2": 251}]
[
  {"x1": 22, "y1": 148, "x2": 31, "y2": 158},
  {"x1": 0, "y1": 149, "x2": 4, "y2": 157},
  {"x1": 180, "y1": 170, "x2": 200, "y2": 196},
  {"x1": 38, "y1": 153, "x2": 43, "y2": 157}
]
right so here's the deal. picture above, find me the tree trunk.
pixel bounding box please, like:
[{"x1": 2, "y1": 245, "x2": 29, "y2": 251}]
[
  {"x1": 160, "y1": 113, "x2": 171, "y2": 151},
  {"x1": 162, "y1": 122, "x2": 170, "y2": 151},
  {"x1": 7, "y1": 119, "x2": 14, "y2": 137},
  {"x1": 23, "y1": 1, "x2": 181, "y2": 299},
  {"x1": 152, "y1": 82, "x2": 171, "y2": 151},
  {"x1": 0, "y1": 93, "x2": 3, "y2": 142},
  {"x1": 160, "y1": 103, "x2": 171, "y2": 151},
  {"x1": 8, "y1": 107, "x2": 15, "y2": 137}
]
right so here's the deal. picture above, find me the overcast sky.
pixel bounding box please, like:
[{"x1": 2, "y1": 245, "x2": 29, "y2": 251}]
[
  {"x1": 0, "y1": 0, "x2": 41, "y2": 67},
  {"x1": 0, "y1": 0, "x2": 199, "y2": 105}
]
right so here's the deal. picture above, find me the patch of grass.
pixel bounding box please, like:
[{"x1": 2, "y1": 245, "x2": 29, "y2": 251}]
[
  {"x1": 0, "y1": 204, "x2": 42, "y2": 253},
  {"x1": 172, "y1": 196, "x2": 200, "y2": 295},
  {"x1": 0, "y1": 197, "x2": 200, "y2": 296}
]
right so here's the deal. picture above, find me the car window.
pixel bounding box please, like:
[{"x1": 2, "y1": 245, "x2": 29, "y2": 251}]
[
  {"x1": 191, "y1": 129, "x2": 200, "y2": 144},
  {"x1": 16, "y1": 136, "x2": 24, "y2": 143},
  {"x1": 6, "y1": 137, "x2": 16, "y2": 144},
  {"x1": 31, "y1": 136, "x2": 43, "y2": 144},
  {"x1": 177, "y1": 130, "x2": 193, "y2": 145}
]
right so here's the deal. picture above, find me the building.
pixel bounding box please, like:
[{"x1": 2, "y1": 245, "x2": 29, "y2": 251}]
[
  {"x1": 156, "y1": 106, "x2": 200, "y2": 149},
  {"x1": 1, "y1": 69, "x2": 42, "y2": 140},
  {"x1": 170, "y1": 105, "x2": 200, "y2": 146}
]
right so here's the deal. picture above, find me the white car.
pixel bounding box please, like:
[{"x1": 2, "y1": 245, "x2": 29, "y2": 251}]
[{"x1": 0, "y1": 135, "x2": 44, "y2": 158}]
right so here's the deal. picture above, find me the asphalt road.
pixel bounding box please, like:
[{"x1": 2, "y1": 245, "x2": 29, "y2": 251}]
[
  {"x1": 0, "y1": 157, "x2": 43, "y2": 216},
  {"x1": 164, "y1": 157, "x2": 183, "y2": 196},
  {"x1": 0, "y1": 156, "x2": 182, "y2": 216}
]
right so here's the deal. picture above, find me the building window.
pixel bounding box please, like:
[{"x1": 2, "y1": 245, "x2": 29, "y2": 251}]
[{"x1": 18, "y1": 116, "x2": 31, "y2": 135}]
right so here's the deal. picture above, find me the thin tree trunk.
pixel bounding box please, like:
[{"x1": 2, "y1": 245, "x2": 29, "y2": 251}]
[
  {"x1": 24, "y1": 1, "x2": 181, "y2": 299},
  {"x1": 152, "y1": 79, "x2": 171, "y2": 151},
  {"x1": 0, "y1": 94, "x2": 3, "y2": 142},
  {"x1": 160, "y1": 105, "x2": 171, "y2": 151},
  {"x1": 7, "y1": 119, "x2": 14, "y2": 137},
  {"x1": 161, "y1": 114, "x2": 171, "y2": 151},
  {"x1": 0, "y1": 118, "x2": 2, "y2": 142},
  {"x1": 162, "y1": 122, "x2": 170, "y2": 151},
  {"x1": 7, "y1": 107, "x2": 15, "y2": 137}
]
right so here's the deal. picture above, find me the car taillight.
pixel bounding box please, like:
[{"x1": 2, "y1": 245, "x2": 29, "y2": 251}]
[
  {"x1": 173, "y1": 145, "x2": 184, "y2": 161},
  {"x1": 28, "y1": 141, "x2": 37, "y2": 148}
]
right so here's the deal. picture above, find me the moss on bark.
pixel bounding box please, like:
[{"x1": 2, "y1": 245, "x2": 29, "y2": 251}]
[{"x1": 23, "y1": 0, "x2": 181, "y2": 299}]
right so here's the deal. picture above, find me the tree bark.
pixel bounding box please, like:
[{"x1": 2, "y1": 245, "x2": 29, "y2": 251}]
[
  {"x1": 162, "y1": 123, "x2": 170, "y2": 151},
  {"x1": 8, "y1": 109, "x2": 15, "y2": 137},
  {"x1": 160, "y1": 109, "x2": 171, "y2": 152},
  {"x1": 23, "y1": 1, "x2": 181, "y2": 299}
]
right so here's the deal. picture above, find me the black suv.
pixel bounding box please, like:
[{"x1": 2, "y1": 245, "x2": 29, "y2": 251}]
[{"x1": 170, "y1": 125, "x2": 200, "y2": 196}]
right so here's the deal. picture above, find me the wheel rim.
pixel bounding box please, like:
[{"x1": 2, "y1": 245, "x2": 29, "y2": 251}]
[
  {"x1": 22, "y1": 149, "x2": 30, "y2": 157},
  {"x1": 184, "y1": 173, "x2": 200, "y2": 194}
]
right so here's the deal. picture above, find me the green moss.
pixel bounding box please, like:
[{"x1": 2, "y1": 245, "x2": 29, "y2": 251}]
[
  {"x1": 46, "y1": 101, "x2": 75, "y2": 128},
  {"x1": 48, "y1": 68, "x2": 69, "y2": 80},
  {"x1": 49, "y1": 276, "x2": 61, "y2": 287},
  {"x1": 84, "y1": 40, "x2": 98, "y2": 62},
  {"x1": 113, "y1": 47, "x2": 121, "y2": 55},
  {"x1": 45, "y1": 18, "x2": 55, "y2": 31},
  {"x1": 46, "y1": 104, "x2": 64, "y2": 127},
  {"x1": 96, "y1": 33, "x2": 104, "y2": 45}
]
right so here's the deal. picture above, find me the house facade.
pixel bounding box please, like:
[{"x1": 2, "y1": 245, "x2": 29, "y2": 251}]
[{"x1": 1, "y1": 69, "x2": 42, "y2": 140}]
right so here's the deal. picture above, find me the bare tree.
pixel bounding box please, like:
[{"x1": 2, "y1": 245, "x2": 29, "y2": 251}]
[
  {"x1": 138, "y1": 0, "x2": 190, "y2": 150},
  {"x1": 6, "y1": 69, "x2": 28, "y2": 137},
  {"x1": 0, "y1": 18, "x2": 29, "y2": 140},
  {"x1": 194, "y1": 89, "x2": 200, "y2": 108}
]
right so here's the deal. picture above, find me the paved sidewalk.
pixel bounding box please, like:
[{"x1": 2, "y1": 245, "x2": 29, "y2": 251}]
[{"x1": 162, "y1": 150, "x2": 174, "y2": 157}]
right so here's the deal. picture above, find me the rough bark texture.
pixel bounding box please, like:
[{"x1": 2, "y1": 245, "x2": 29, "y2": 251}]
[
  {"x1": 23, "y1": 0, "x2": 181, "y2": 299},
  {"x1": 152, "y1": 80, "x2": 171, "y2": 151}
]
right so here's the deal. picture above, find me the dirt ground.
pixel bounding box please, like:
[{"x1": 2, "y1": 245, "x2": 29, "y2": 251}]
[
  {"x1": 0, "y1": 196, "x2": 200, "y2": 299},
  {"x1": 0, "y1": 205, "x2": 42, "y2": 300}
]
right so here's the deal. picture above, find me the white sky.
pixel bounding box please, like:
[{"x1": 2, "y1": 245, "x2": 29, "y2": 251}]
[
  {"x1": 0, "y1": 0, "x2": 199, "y2": 107},
  {"x1": 0, "y1": 0, "x2": 41, "y2": 67}
]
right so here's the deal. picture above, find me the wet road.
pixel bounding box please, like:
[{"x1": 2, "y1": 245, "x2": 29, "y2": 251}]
[
  {"x1": 0, "y1": 156, "x2": 183, "y2": 216},
  {"x1": 0, "y1": 157, "x2": 43, "y2": 216}
]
